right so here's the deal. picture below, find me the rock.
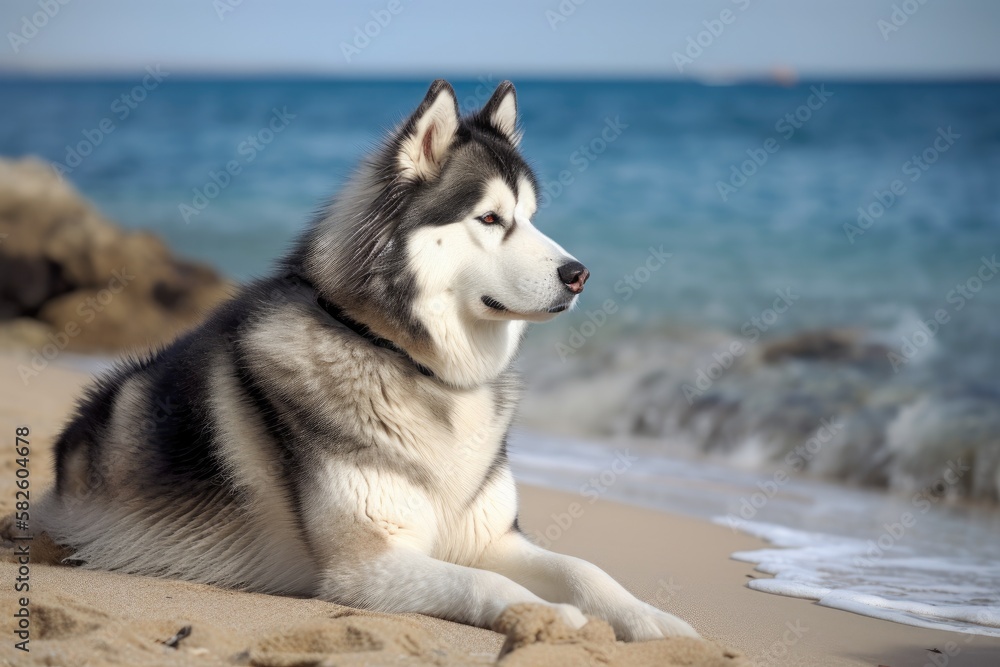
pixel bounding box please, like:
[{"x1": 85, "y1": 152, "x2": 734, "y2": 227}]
[
  {"x1": 0, "y1": 317, "x2": 55, "y2": 349},
  {"x1": 0, "y1": 255, "x2": 52, "y2": 315},
  {"x1": 757, "y1": 328, "x2": 889, "y2": 365},
  {"x1": 0, "y1": 157, "x2": 229, "y2": 352},
  {"x1": 36, "y1": 288, "x2": 168, "y2": 351}
]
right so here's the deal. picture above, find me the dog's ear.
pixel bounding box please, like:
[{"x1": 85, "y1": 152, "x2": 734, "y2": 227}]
[
  {"x1": 396, "y1": 80, "x2": 460, "y2": 182},
  {"x1": 477, "y1": 81, "x2": 520, "y2": 146}
]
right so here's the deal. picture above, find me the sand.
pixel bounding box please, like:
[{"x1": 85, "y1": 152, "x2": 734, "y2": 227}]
[{"x1": 0, "y1": 352, "x2": 997, "y2": 666}]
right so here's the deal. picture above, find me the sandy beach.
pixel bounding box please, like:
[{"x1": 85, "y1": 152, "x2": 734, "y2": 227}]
[{"x1": 2, "y1": 353, "x2": 998, "y2": 666}]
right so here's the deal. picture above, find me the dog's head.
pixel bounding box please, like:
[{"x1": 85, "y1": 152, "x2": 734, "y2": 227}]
[
  {"x1": 394, "y1": 80, "x2": 588, "y2": 323},
  {"x1": 305, "y1": 80, "x2": 587, "y2": 386}
]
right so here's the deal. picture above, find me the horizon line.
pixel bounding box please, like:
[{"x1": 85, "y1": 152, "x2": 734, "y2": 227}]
[{"x1": 1, "y1": 68, "x2": 998, "y2": 85}]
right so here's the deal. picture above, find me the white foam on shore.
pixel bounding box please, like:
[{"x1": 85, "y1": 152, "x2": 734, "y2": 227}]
[{"x1": 720, "y1": 520, "x2": 1000, "y2": 637}]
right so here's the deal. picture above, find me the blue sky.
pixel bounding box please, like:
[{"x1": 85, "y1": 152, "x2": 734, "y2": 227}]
[{"x1": 1, "y1": 0, "x2": 998, "y2": 78}]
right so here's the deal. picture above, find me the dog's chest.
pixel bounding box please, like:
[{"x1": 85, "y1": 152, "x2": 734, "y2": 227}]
[
  {"x1": 364, "y1": 377, "x2": 508, "y2": 484},
  {"x1": 308, "y1": 371, "x2": 517, "y2": 557}
]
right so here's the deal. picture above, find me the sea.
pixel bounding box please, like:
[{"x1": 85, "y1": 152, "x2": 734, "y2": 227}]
[{"x1": 1, "y1": 77, "x2": 998, "y2": 637}]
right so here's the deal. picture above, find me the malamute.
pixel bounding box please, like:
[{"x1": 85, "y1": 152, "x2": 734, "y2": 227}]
[{"x1": 36, "y1": 80, "x2": 698, "y2": 641}]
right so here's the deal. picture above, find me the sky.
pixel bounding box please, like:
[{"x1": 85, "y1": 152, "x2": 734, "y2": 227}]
[{"x1": 1, "y1": 0, "x2": 998, "y2": 79}]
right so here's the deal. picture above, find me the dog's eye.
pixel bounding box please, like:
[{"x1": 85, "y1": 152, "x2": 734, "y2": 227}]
[{"x1": 478, "y1": 212, "x2": 500, "y2": 225}]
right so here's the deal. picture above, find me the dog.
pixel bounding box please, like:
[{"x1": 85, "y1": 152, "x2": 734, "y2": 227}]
[{"x1": 36, "y1": 80, "x2": 698, "y2": 641}]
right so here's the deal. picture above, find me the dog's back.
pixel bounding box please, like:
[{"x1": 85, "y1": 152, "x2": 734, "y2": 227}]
[{"x1": 39, "y1": 278, "x2": 319, "y2": 593}]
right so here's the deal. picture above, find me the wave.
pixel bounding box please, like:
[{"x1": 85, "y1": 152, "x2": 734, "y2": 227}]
[
  {"x1": 517, "y1": 325, "x2": 1000, "y2": 504},
  {"x1": 716, "y1": 519, "x2": 1000, "y2": 637}
]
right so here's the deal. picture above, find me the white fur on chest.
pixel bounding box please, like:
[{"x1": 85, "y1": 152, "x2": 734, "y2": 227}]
[{"x1": 326, "y1": 377, "x2": 516, "y2": 558}]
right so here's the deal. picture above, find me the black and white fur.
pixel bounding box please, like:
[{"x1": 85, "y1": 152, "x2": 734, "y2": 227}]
[{"x1": 37, "y1": 81, "x2": 698, "y2": 641}]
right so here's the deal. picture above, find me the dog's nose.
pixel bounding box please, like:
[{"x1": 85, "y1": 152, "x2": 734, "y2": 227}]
[{"x1": 557, "y1": 261, "x2": 590, "y2": 294}]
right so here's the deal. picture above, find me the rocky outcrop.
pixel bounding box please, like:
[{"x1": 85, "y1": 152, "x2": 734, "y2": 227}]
[{"x1": 0, "y1": 157, "x2": 229, "y2": 352}]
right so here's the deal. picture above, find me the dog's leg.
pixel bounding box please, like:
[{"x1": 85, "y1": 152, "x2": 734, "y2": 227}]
[
  {"x1": 318, "y1": 543, "x2": 587, "y2": 631},
  {"x1": 476, "y1": 531, "x2": 699, "y2": 641}
]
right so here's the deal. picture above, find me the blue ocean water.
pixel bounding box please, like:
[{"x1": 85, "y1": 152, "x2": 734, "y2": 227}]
[
  {"x1": 2, "y1": 78, "x2": 1000, "y2": 636},
  {"x1": 2, "y1": 79, "x2": 998, "y2": 372}
]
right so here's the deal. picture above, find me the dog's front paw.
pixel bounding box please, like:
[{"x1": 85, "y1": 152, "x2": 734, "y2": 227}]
[
  {"x1": 608, "y1": 602, "x2": 699, "y2": 642},
  {"x1": 548, "y1": 602, "x2": 588, "y2": 630}
]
